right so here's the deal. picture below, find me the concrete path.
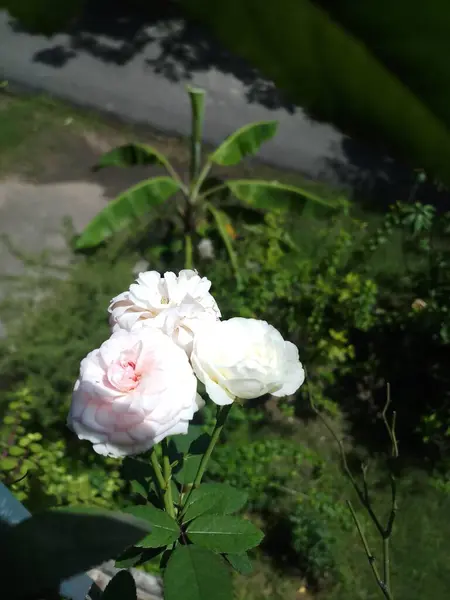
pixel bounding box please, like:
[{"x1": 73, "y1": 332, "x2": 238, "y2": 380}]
[{"x1": 0, "y1": 1, "x2": 410, "y2": 198}]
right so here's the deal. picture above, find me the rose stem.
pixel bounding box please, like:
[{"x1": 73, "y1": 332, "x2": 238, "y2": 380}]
[
  {"x1": 150, "y1": 447, "x2": 167, "y2": 501},
  {"x1": 161, "y1": 438, "x2": 176, "y2": 519},
  {"x1": 183, "y1": 403, "x2": 233, "y2": 509}
]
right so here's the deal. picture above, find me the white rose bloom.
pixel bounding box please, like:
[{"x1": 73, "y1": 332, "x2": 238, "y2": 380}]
[
  {"x1": 67, "y1": 328, "x2": 203, "y2": 457},
  {"x1": 109, "y1": 270, "x2": 221, "y2": 355},
  {"x1": 191, "y1": 317, "x2": 305, "y2": 406}
]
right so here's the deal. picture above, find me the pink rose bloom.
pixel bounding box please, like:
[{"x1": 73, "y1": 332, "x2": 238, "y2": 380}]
[
  {"x1": 68, "y1": 328, "x2": 202, "y2": 457},
  {"x1": 108, "y1": 270, "x2": 221, "y2": 356}
]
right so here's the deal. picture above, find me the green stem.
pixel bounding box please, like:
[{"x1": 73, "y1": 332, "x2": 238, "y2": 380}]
[
  {"x1": 161, "y1": 159, "x2": 189, "y2": 197},
  {"x1": 383, "y1": 537, "x2": 391, "y2": 597},
  {"x1": 150, "y1": 447, "x2": 166, "y2": 492},
  {"x1": 185, "y1": 233, "x2": 193, "y2": 269},
  {"x1": 188, "y1": 86, "x2": 205, "y2": 185},
  {"x1": 199, "y1": 182, "x2": 228, "y2": 200},
  {"x1": 347, "y1": 501, "x2": 393, "y2": 600},
  {"x1": 190, "y1": 161, "x2": 212, "y2": 206},
  {"x1": 162, "y1": 439, "x2": 175, "y2": 519},
  {"x1": 183, "y1": 404, "x2": 233, "y2": 509}
]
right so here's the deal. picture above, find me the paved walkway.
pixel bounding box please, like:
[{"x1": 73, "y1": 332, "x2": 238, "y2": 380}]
[{"x1": 0, "y1": 1, "x2": 409, "y2": 197}]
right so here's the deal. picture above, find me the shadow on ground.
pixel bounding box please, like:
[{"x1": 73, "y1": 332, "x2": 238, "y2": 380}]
[
  {"x1": 6, "y1": 0, "x2": 450, "y2": 209},
  {"x1": 11, "y1": 0, "x2": 296, "y2": 114},
  {"x1": 323, "y1": 135, "x2": 450, "y2": 211}
]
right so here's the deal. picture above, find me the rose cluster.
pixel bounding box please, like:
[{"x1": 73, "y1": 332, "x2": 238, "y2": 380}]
[{"x1": 68, "y1": 270, "x2": 305, "y2": 457}]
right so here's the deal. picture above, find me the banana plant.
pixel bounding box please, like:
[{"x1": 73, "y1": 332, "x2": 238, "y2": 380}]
[{"x1": 76, "y1": 86, "x2": 339, "y2": 282}]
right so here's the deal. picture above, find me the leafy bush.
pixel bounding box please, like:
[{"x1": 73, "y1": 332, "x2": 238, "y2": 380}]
[
  {"x1": 341, "y1": 203, "x2": 450, "y2": 461},
  {"x1": 0, "y1": 247, "x2": 138, "y2": 427},
  {"x1": 207, "y1": 438, "x2": 322, "y2": 510},
  {"x1": 206, "y1": 211, "x2": 378, "y2": 414},
  {"x1": 207, "y1": 435, "x2": 353, "y2": 589},
  {"x1": 0, "y1": 246, "x2": 141, "y2": 510},
  {"x1": 0, "y1": 389, "x2": 124, "y2": 512}
]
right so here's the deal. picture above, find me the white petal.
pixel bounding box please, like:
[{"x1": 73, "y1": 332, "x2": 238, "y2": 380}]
[{"x1": 204, "y1": 376, "x2": 235, "y2": 406}]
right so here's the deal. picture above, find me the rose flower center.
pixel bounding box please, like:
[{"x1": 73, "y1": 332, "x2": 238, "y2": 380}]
[{"x1": 107, "y1": 356, "x2": 141, "y2": 392}]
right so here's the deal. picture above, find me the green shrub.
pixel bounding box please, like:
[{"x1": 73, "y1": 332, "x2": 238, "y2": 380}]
[
  {"x1": 0, "y1": 244, "x2": 142, "y2": 511},
  {"x1": 0, "y1": 387, "x2": 123, "y2": 509},
  {"x1": 207, "y1": 438, "x2": 323, "y2": 510},
  {"x1": 207, "y1": 435, "x2": 353, "y2": 588},
  {"x1": 0, "y1": 246, "x2": 139, "y2": 426}
]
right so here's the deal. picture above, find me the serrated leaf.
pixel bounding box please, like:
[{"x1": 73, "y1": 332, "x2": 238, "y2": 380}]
[
  {"x1": 115, "y1": 546, "x2": 164, "y2": 569},
  {"x1": 225, "y1": 552, "x2": 253, "y2": 575},
  {"x1": 183, "y1": 484, "x2": 248, "y2": 523},
  {"x1": 226, "y1": 180, "x2": 338, "y2": 212},
  {"x1": 206, "y1": 204, "x2": 241, "y2": 286},
  {"x1": 164, "y1": 545, "x2": 233, "y2": 600},
  {"x1": 171, "y1": 426, "x2": 205, "y2": 455},
  {"x1": 75, "y1": 176, "x2": 180, "y2": 249},
  {"x1": 94, "y1": 143, "x2": 170, "y2": 171},
  {"x1": 122, "y1": 457, "x2": 157, "y2": 501},
  {"x1": 123, "y1": 506, "x2": 179, "y2": 548},
  {"x1": 189, "y1": 433, "x2": 211, "y2": 455},
  {"x1": 114, "y1": 546, "x2": 143, "y2": 569},
  {"x1": 0, "y1": 508, "x2": 151, "y2": 599},
  {"x1": 102, "y1": 570, "x2": 137, "y2": 600},
  {"x1": 187, "y1": 515, "x2": 264, "y2": 554},
  {"x1": 170, "y1": 429, "x2": 211, "y2": 486},
  {"x1": 210, "y1": 121, "x2": 278, "y2": 166},
  {"x1": 174, "y1": 454, "x2": 202, "y2": 486},
  {"x1": 130, "y1": 480, "x2": 148, "y2": 499}
]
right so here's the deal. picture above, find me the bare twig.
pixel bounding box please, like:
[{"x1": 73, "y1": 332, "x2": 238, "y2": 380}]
[
  {"x1": 308, "y1": 378, "x2": 399, "y2": 599},
  {"x1": 308, "y1": 380, "x2": 384, "y2": 536},
  {"x1": 347, "y1": 500, "x2": 392, "y2": 600}
]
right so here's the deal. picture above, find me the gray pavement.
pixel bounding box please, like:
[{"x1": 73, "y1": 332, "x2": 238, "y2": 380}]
[{"x1": 0, "y1": 2, "x2": 411, "y2": 199}]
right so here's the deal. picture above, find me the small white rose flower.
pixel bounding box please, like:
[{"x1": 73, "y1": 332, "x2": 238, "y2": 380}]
[
  {"x1": 191, "y1": 317, "x2": 305, "y2": 406},
  {"x1": 109, "y1": 269, "x2": 221, "y2": 355},
  {"x1": 67, "y1": 328, "x2": 202, "y2": 457}
]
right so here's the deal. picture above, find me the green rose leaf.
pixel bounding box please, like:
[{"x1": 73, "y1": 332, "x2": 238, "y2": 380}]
[
  {"x1": 225, "y1": 552, "x2": 253, "y2": 575},
  {"x1": 94, "y1": 143, "x2": 170, "y2": 171},
  {"x1": 183, "y1": 484, "x2": 248, "y2": 523},
  {"x1": 226, "y1": 180, "x2": 338, "y2": 212},
  {"x1": 174, "y1": 454, "x2": 202, "y2": 486},
  {"x1": 130, "y1": 480, "x2": 148, "y2": 499},
  {"x1": 122, "y1": 458, "x2": 158, "y2": 501},
  {"x1": 171, "y1": 425, "x2": 206, "y2": 455},
  {"x1": 114, "y1": 546, "x2": 143, "y2": 569},
  {"x1": 123, "y1": 506, "x2": 180, "y2": 548},
  {"x1": 210, "y1": 121, "x2": 278, "y2": 166},
  {"x1": 75, "y1": 176, "x2": 180, "y2": 249},
  {"x1": 0, "y1": 508, "x2": 151, "y2": 599},
  {"x1": 171, "y1": 429, "x2": 211, "y2": 485},
  {"x1": 164, "y1": 545, "x2": 233, "y2": 600},
  {"x1": 115, "y1": 546, "x2": 164, "y2": 569},
  {"x1": 102, "y1": 570, "x2": 137, "y2": 600},
  {"x1": 187, "y1": 515, "x2": 264, "y2": 554},
  {"x1": 114, "y1": 547, "x2": 165, "y2": 569}
]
